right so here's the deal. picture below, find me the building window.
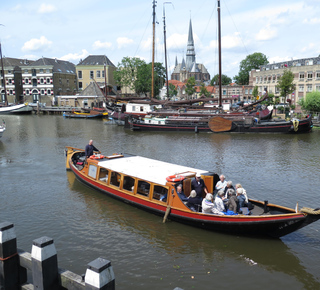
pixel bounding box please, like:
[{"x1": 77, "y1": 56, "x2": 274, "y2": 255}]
[
  {"x1": 47, "y1": 89, "x2": 50, "y2": 95},
  {"x1": 249, "y1": 89, "x2": 252, "y2": 94},
  {"x1": 316, "y1": 85, "x2": 320, "y2": 92},
  {"x1": 32, "y1": 69, "x2": 36, "y2": 76},
  {"x1": 40, "y1": 78, "x2": 44, "y2": 84},
  {"x1": 79, "y1": 82, "x2": 82, "y2": 89},
  {"x1": 40, "y1": 69, "x2": 43, "y2": 73},
  {"x1": 96, "y1": 71, "x2": 101, "y2": 78},
  {"x1": 41, "y1": 89, "x2": 45, "y2": 95},
  {"x1": 78, "y1": 71, "x2": 82, "y2": 79},
  {"x1": 307, "y1": 72, "x2": 313, "y2": 80},
  {"x1": 316, "y1": 72, "x2": 320, "y2": 80},
  {"x1": 46, "y1": 69, "x2": 50, "y2": 73},
  {"x1": 102, "y1": 70, "x2": 105, "y2": 78},
  {"x1": 272, "y1": 75, "x2": 276, "y2": 82},
  {"x1": 245, "y1": 89, "x2": 248, "y2": 94},
  {"x1": 46, "y1": 77, "x2": 50, "y2": 84},
  {"x1": 299, "y1": 73, "x2": 304, "y2": 80},
  {"x1": 299, "y1": 85, "x2": 304, "y2": 92},
  {"x1": 90, "y1": 71, "x2": 94, "y2": 79},
  {"x1": 222, "y1": 90, "x2": 226, "y2": 95},
  {"x1": 307, "y1": 84, "x2": 312, "y2": 92},
  {"x1": 24, "y1": 69, "x2": 28, "y2": 73}
]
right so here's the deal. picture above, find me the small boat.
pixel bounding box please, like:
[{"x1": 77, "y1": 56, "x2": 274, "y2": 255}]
[
  {"x1": 65, "y1": 146, "x2": 320, "y2": 238},
  {"x1": 0, "y1": 120, "x2": 5, "y2": 138},
  {"x1": 0, "y1": 103, "x2": 33, "y2": 114},
  {"x1": 208, "y1": 114, "x2": 313, "y2": 133},
  {"x1": 63, "y1": 110, "x2": 108, "y2": 119},
  {"x1": 128, "y1": 115, "x2": 211, "y2": 132}
]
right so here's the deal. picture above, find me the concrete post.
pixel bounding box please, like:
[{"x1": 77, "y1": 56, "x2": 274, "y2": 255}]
[
  {"x1": 0, "y1": 221, "x2": 20, "y2": 289},
  {"x1": 31, "y1": 236, "x2": 59, "y2": 290},
  {"x1": 85, "y1": 257, "x2": 115, "y2": 290}
]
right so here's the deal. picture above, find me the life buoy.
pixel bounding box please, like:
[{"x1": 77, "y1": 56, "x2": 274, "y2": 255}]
[
  {"x1": 89, "y1": 154, "x2": 105, "y2": 160},
  {"x1": 166, "y1": 174, "x2": 185, "y2": 182}
]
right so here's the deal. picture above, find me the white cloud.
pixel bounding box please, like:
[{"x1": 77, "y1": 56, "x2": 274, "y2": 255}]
[
  {"x1": 301, "y1": 43, "x2": 315, "y2": 53},
  {"x1": 22, "y1": 36, "x2": 52, "y2": 52},
  {"x1": 303, "y1": 18, "x2": 320, "y2": 24},
  {"x1": 60, "y1": 49, "x2": 89, "y2": 62},
  {"x1": 256, "y1": 25, "x2": 277, "y2": 41},
  {"x1": 166, "y1": 33, "x2": 187, "y2": 50},
  {"x1": 209, "y1": 33, "x2": 242, "y2": 50},
  {"x1": 117, "y1": 37, "x2": 134, "y2": 49},
  {"x1": 92, "y1": 40, "x2": 112, "y2": 50},
  {"x1": 38, "y1": 4, "x2": 57, "y2": 14}
]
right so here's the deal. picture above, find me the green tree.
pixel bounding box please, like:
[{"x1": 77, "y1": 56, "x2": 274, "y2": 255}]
[
  {"x1": 210, "y1": 74, "x2": 232, "y2": 86},
  {"x1": 199, "y1": 83, "x2": 211, "y2": 98},
  {"x1": 234, "y1": 53, "x2": 269, "y2": 85},
  {"x1": 252, "y1": 86, "x2": 259, "y2": 100},
  {"x1": 299, "y1": 91, "x2": 320, "y2": 112},
  {"x1": 185, "y1": 77, "x2": 196, "y2": 99},
  {"x1": 167, "y1": 83, "x2": 177, "y2": 99},
  {"x1": 114, "y1": 57, "x2": 146, "y2": 94},
  {"x1": 276, "y1": 69, "x2": 295, "y2": 99}
]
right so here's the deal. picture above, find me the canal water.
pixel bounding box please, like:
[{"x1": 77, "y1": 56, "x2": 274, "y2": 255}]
[{"x1": 1, "y1": 114, "x2": 320, "y2": 289}]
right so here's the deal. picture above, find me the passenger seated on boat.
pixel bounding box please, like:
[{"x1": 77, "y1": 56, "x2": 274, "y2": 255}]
[
  {"x1": 224, "y1": 181, "x2": 235, "y2": 198},
  {"x1": 236, "y1": 188, "x2": 246, "y2": 209},
  {"x1": 215, "y1": 175, "x2": 227, "y2": 193},
  {"x1": 225, "y1": 189, "x2": 238, "y2": 213},
  {"x1": 186, "y1": 190, "x2": 201, "y2": 212},
  {"x1": 202, "y1": 193, "x2": 215, "y2": 214},
  {"x1": 212, "y1": 190, "x2": 226, "y2": 215},
  {"x1": 176, "y1": 184, "x2": 188, "y2": 202},
  {"x1": 235, "y1": 183, "x2": 248, "y2": 204}
]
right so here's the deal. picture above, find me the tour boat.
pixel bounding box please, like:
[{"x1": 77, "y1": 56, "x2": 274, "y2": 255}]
[
  {"x1": 0, "y1": 103, "x2": 33, "y2": 114},
  {"x1": 65, "y1": 146, "x2": 320, "y2": 238}
]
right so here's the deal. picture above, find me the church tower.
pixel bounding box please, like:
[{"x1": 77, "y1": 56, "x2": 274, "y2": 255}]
[
  {"x1": 171, "y1": 19, "x2": 210, "y2": 84},
  {"x1": 185, "y1": 19, "x2": 196, "y2": 71}
]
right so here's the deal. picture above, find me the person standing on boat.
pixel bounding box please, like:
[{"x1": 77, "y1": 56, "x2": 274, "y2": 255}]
[
  {"x1": 191, "y1": 173, "x2": 208, "y2": 199},
  {"x1": 85, "y1": 140, "x2": 100, "y2": 158}
]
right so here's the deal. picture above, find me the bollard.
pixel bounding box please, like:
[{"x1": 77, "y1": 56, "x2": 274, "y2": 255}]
[
  {"x1": 0, "y1": 222, "x2": 20, "y2": 289},
  {"x1": 85, "y1": 257, "x2": 115, "y2": 290},
  {"x1": 31, "y1": 236, "x2": 59, "y2": 290}
]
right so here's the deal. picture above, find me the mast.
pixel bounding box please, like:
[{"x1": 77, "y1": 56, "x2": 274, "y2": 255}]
[
  {"x1": 0, "y1": 42, "x2": 8, "y2": 106},
  {"x1": 151, "y1": 0, "x2": 156, "y2": 99},
  {"x1": 217, "y1": 0, "x2": 222, "y2": 108},
  {"x1": 163, "y1": 4, "x2": 169, "y2": 100}
]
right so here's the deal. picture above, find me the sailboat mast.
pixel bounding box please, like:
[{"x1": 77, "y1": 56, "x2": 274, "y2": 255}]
[
  {"x1": 151, "y1": 0, "x2": 156, "y2": 99},
  {"x1": 217, "y1": 0, "x2": 222, "y2": 108},
  {"x1": 163, "y1": 5, "x2": 169, "y2": 100},
  {"x1": 0, "y1": 42, "x2": 8, "y2": 106}
]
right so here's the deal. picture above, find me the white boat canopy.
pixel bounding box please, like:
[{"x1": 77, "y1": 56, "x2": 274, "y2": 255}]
[{"x1": 98, "y1": 155, "x2": 209, "y2": 186}]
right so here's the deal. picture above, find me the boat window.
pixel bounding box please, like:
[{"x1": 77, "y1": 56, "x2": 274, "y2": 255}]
[
  {"x1": 88, "y1": 165, "x2": 97, "y2": 179},
  {"x1": 110, "y1": 171, "x2": 121, "y2": 187},
  {"x1": 153, "y1": 185, "x2": 168, "y2": 201},
  {"x1": 137, "y1": 180, "x2": 150, "y2": 197},
  {"x1": 99, "y1": 168, "x2": 109, "y2": 183},
  {"x1": 123, "y1": 176, "x2": 135, "y2": 192}
]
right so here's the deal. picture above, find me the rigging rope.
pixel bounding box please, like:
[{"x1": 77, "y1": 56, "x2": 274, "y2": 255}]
[{"x1": 300, "y1": 207, "x2": 320, "y2": 215}]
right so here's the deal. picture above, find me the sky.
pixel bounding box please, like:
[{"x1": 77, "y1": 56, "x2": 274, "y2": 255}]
[{"x1": 1, "y1": 0, "x2": 320, "y2": 81}]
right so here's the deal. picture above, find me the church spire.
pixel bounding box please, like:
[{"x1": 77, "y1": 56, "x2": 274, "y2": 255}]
[{"x1": 186, "y1": 18, "x2": 196, "y2": 71}]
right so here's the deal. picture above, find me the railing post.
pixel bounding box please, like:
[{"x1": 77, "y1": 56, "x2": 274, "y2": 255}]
[
  {"x1": 31, "y1": 236, "x2": 59, "y2": 290},
  {"x1": 85, "y1": 257, "x2": 115, "y2": 290},
  {"x1": 0, "y1": 222, "x2": 20, "y2": 289}
]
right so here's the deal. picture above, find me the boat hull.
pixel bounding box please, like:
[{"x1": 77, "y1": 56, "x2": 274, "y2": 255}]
[
  {"x1": 0, "y1": 104, "x2": 33, "y2": 114},
  {"x1": 68, "y1": 159, "x2": 318, "y2": 238}
]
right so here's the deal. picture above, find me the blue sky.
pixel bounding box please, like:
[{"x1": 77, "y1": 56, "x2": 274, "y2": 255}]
[{"x1": 1, "y1": 0, "x2": 319, "y2": 80}]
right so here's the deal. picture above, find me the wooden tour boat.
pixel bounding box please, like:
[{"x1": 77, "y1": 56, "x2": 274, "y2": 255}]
[
  {"x1": 63, "y1": 109, "x2": 108, "y2": 119},
  {"x1": 65, "y1": 146, "x2": 320, "y2": 238}
]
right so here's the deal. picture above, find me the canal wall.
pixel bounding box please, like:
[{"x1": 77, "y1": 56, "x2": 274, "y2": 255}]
[{"x1": 0, "y1": 221, "x2": 115, "y2": 290}]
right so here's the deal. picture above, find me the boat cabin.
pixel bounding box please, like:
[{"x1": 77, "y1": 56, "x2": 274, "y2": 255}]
[{"x1": 68, "y1": 149, "x2": 219, "y2": 210}]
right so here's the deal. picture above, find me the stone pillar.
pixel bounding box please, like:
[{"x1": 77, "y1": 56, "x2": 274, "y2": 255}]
[
  {"x1": 0, "y1": 222, "x2": 20, "y2": 289},
  {"x1": 31, "y1": 236, "x2": 59, "y2": 290},
  {"x1": 85, "y1": 257, "x2": 115, "y2": 290}
]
